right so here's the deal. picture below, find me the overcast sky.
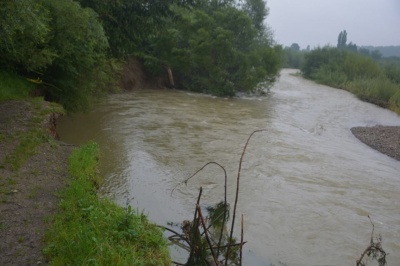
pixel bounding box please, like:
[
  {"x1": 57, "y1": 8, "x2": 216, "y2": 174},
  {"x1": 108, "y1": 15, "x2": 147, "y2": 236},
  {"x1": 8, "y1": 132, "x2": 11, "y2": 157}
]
[{"x1": 265, "y1": 0, "x2": 400, "y2": 49}]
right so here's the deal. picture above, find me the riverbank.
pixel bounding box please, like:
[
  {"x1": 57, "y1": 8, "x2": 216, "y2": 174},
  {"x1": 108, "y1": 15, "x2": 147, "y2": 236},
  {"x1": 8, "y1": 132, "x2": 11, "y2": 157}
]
[
  {"x1": 351, "y1": 126, "x2": 400, "y2": 161},
  {"x1": 0, "y1": 99, "x2": 72, "y2": 265},
  {"x1": 0, "y1": 98, "x2": 170, "y2": 265}
]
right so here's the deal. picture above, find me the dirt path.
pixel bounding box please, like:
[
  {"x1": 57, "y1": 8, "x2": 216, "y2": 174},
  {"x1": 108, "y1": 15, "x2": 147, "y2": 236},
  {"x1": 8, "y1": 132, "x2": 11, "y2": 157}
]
[{"x1": 0, "y1": 100, "x2": 73, "y2": 265}]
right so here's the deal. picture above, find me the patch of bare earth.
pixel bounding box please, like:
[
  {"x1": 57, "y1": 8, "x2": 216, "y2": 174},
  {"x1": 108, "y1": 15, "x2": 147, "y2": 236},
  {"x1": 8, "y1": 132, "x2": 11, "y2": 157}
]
[
  {"x1": 351, "y1": 126, "x2": 400, "y2": 161},
  {"x1": 0, "y1": 100, "x2": 73, "y2": 265}
]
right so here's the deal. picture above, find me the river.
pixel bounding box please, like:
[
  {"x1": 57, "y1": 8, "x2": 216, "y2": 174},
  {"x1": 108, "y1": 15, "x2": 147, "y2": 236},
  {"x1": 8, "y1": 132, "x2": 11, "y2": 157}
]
[{"x1": 58, "y1": 69, "x2": 400, "y2": 265}]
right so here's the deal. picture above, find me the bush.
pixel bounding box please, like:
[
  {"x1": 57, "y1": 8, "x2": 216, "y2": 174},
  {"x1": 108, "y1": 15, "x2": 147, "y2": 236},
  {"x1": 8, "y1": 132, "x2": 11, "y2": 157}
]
[
  {"x1": 302, "y1": 47, "x2": 400, "y2": 114},
  {"x1": 347, "y1": 77, "x2": 399, "y2": 107},
  {"x1": 383, "y1": 60, "x2": 400, "y2": 84},
  {"x1": 0, "y1": 71, "x2": 37, "y2": 101},
  {"x1": 311, "y1": 65, "x2": 348, "y2": 88},
  {"x1": 389, "y1": 90, "x2": 400, "y2": 113}
]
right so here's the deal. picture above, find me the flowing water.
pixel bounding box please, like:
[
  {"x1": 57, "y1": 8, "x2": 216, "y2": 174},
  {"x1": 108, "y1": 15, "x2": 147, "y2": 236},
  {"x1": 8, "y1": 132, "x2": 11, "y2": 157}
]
[{"x1": 58, "y1": 69, "x2": 400, "y2": 265}]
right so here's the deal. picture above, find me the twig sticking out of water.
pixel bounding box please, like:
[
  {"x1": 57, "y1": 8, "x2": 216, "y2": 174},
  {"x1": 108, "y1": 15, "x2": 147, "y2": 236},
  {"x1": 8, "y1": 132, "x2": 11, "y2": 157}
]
[
  {"x1": 225, "y1": 129, "x2": 266, "y2": 265},
  {"x1": 356, "y1": 215, "x2": 387, "y2": 266},
  {"x1": 167, "y1": 130, "x2": 266, "y2": 265}
]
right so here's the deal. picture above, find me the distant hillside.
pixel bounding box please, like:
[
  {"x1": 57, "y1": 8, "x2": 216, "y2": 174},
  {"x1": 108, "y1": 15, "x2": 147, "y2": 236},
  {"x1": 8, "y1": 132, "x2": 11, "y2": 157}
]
[{"x1": 362, "y1": 45, "x2": 400, "y2": 58}]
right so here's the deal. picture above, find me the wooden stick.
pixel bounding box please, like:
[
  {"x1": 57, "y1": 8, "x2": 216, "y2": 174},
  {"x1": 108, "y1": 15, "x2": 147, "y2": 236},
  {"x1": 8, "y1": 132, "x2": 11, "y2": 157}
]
[
  {"x1": 226, "y1": 129, "x2": 266, "y2": 265},
  {"x1": 240, "y1": 214, "x2": 244, "y2": 266},
  {"x1": 197, "y1": 204, "x2": 219, "y2": 266}
]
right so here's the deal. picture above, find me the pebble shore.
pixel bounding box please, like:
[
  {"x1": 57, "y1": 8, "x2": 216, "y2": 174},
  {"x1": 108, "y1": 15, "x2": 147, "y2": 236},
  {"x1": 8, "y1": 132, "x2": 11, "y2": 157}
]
[{"x1": 351, "y1": 126, "x2": 400, "y2": 161}]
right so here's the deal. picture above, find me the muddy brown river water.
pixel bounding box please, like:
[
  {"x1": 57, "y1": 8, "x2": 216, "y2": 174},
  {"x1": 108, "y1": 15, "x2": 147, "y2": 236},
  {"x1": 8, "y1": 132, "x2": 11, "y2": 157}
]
[{"x1": 58, "y1": 69, "x2": 400, "y2": 265}]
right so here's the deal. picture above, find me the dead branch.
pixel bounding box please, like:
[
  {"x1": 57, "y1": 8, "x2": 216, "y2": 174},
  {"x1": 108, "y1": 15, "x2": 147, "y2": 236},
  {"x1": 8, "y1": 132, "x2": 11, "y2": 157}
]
[
  {"x1": 356, "y1": 216, "x2": 387, "y2": 266},
  {"x1": 156, "y1": 225, "x2": 192, "y2": 249},
  {"x1": 197, "y1": 204, "x2": 220, "y2": 266},
  {"x1": 240, "y1": 214, "x2": 244, "y2": 266},
  {"x1": 225, "y1": 129, "x2": 266, "y2": 265},
  {"x1": 175, "y1": 161, "x2": 228, "y2": 258}
]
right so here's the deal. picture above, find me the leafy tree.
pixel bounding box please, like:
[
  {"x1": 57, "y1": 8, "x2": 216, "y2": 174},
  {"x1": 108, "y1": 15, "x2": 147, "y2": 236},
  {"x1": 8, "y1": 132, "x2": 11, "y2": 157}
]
[
  {"x1": 290, "y1": 43, "x2": 300, "y2": 51},
  {"x1": 77, "y1": 0, "x2": 175, "y2": 59},
  {"x1": 283, "y1": 47, "x2": 304, "y2": 69},
  {"x1": 242, "y1": 0, "x2": 269, "y2": 33},
  {"x1": 156, "y1": 3, "x2": 281, "y2": 96},
  {"x1": 337, "y1": 30, "x2": 347, "y2": 49},
  {"x1": 0, "y1": 0, "x2": 56, "y2": 71},
  {"x1": 39, "y1": 0, "x2": 111, "y2": 111},
  {"x1": 347, "y1": 42, "x2": 358, "y2": 53},
  {"x1": 370, "y1": 50, "x2": 383, "y2": 60},
  {"x1": 359, "y1": 47, "x2": 371, "y2": 56}
]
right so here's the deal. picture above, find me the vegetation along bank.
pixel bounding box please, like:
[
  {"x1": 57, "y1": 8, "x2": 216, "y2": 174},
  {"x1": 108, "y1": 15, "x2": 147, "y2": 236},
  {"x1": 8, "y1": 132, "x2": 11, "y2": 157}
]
[
  {"x1": 0, "y1": 96, "x2": 170, "y2": 265},
  {"x1": 283, "y1": 31, "x2": 400, "y2": 115}
]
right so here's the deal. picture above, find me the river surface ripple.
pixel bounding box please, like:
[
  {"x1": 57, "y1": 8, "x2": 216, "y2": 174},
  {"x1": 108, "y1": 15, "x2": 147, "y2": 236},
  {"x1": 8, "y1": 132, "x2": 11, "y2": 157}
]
[{"x1": 58, "y1": 69, "x2": 400, "y2": 265}]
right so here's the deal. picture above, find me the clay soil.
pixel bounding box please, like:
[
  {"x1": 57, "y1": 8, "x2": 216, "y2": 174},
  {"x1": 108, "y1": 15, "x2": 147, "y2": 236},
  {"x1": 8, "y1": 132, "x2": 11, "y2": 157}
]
[{"x1": 0, "y1": 100, "x2": 73, "y2": 265}]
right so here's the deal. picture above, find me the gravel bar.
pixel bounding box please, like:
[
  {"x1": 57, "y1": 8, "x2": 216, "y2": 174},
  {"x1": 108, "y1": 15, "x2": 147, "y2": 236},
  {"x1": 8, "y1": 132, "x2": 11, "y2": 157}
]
[{"x1": 351, "y1": 126, "x2": 400, "y2": 161}]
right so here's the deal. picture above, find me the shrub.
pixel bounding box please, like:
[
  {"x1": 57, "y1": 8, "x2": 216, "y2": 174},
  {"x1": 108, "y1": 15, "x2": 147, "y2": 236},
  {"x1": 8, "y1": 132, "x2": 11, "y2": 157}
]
[
  {"x1": 0, "y1": 71, "x2": 37, "y2": 101},
  {"x1": 345, "y1": 77, "x2": 398, "y2": 107}
]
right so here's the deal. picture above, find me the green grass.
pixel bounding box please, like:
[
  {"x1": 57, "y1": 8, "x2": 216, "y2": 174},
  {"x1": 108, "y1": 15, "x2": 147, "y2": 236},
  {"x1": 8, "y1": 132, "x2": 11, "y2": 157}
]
[
  {"x1": 0, "y1": 71, "x2": 37, "y2": 102},
  {"x1": 44, "y1": 142, "x2": 170, "y2": 266},
  {"x1": 5, "y1": 129, "x2": 50, "y2": 170}
]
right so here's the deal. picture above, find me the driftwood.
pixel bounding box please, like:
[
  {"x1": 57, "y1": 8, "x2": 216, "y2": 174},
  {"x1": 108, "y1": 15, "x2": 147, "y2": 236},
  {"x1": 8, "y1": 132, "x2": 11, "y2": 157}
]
[{"x1": 356, "y1": 216, "x2": 387, "y2": 266}]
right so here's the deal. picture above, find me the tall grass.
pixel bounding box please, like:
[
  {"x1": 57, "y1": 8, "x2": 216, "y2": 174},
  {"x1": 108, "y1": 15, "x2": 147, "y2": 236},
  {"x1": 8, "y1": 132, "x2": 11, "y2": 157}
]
[{"x1": 44, "y1": 142, "x2": 170, "y2": 265}]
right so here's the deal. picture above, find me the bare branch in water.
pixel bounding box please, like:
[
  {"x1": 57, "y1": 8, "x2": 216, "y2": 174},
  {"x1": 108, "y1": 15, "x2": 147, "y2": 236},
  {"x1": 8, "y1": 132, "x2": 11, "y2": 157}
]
[
  {"x1": 225, "y1": 129, "x2": 266, "y2": 265},
  {"x1": 197, "y1": 204, "x2": 220, "y2": 266},
  {"x1": 356, "y1": 216, "x2": 387, "y2": 266}
]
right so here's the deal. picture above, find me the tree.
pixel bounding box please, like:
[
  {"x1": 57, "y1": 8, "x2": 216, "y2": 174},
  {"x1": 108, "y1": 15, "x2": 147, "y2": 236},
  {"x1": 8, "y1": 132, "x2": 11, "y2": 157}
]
[
  {"x1": 155, "y1": 3, "x2": 281, "y2": 96},
  {"x1": 359, "y1": 48, "x2": 371, "y2": 56},
  {"x1": 0, "y1": 0, "x2": 56, "y2": 71},
  {"x1": 347, "y1": 42, "x2": 358, "y2": 52},
  {"x1": 242, "y1": 0, "x2": 269, "y2": 34},
  {"x1": 370, "y1": 50, "x2": 382, "y2": 60},
  {"x1": 337, "y1": 30, "x2": 347, "y2": 49},
  {"x1": 78, "y1": 0, "x2": 176, "y2": 59},
  {"x1": 38, "y1": 0, "x2": 112, "y2": 111},
  {"x1": 290, "y1": 43, "x2": 300, "y2": 51}
]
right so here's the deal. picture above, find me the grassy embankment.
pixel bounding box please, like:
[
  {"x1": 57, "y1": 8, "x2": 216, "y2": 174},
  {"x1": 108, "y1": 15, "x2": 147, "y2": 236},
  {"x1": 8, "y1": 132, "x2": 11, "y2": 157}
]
[
  {"x1": 302, "y1": 48, "x2": 400, "y2": 114},
  {"x1": 0, "y1": 71, "x2": 170, "y2": 265},
  {"x1": 44, "y1": 142, "x2": 170, "y2": 265}
]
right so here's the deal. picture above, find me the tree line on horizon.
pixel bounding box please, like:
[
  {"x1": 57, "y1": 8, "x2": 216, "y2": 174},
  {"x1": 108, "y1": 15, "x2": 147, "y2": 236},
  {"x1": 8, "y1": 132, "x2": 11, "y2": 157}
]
[{"x1": 0, "y1": 0, "x2": 282, "y2": 111}]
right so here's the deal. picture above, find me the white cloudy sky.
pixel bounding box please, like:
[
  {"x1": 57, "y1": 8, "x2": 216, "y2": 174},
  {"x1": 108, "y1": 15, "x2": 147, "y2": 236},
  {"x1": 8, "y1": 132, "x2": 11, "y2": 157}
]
[{"x1": 265, "y1": 0, "x2": 400, "y2": 49}]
